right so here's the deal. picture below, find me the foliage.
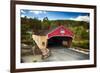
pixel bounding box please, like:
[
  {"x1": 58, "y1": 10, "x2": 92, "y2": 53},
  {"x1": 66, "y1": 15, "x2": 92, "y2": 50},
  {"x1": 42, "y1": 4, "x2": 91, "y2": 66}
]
[
  {"x1": 72, "y1": 40, "x2": 89, "y2": 49},
  {"x1": 29, "y1": 17, "x2": 42, "y2": 30},
  {"x1": 21, "y1": 16, "x2": 89, "y2": 49},
  {"x1": 42, "y1": 17, "x2": 51, "y2": 30}
]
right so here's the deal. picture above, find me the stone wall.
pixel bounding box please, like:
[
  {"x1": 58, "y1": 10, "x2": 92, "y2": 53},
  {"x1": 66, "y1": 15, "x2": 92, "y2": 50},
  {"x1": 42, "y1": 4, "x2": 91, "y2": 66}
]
[
  {"x1": 32, "y1": 35, "x2": 50, "y2": 58},
  {"x1": 32, "y1": 35, "x2": 48, "y2": 49}
]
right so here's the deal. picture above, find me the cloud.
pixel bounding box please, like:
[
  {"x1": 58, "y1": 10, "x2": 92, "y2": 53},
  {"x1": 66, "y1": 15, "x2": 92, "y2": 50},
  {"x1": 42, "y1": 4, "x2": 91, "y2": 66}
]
[
  {"x1": 21, "y1": 14, "x2": 25, "y2": 17},
  {"x1": 21, "y1": 14, "x2": 31, "y2": 19},
  {"x1": 70, "y1": 16, "x2": 90, "y2": 22},
  {"x1": 27, "y1": 16, "x2": 31, "y2": 19},
  {"x1": 29, "y1": 11, "x2": 47, "y2": 14},
  {"x1": 21, "y1": 10, "x2": 26, "y2": 14}
]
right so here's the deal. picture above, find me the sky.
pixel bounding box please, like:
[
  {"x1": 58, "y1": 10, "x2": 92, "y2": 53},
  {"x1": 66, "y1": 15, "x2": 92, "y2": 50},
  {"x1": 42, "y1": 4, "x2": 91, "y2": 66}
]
[{"x1": 21, "y1": 9, "x2": 90, "y2": 22}]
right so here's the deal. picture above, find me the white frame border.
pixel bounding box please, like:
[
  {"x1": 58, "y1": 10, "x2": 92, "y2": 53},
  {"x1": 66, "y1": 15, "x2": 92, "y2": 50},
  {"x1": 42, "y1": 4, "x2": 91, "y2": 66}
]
[{"x1": 15, "y1": 4, "x2": 94, "y2": 69}]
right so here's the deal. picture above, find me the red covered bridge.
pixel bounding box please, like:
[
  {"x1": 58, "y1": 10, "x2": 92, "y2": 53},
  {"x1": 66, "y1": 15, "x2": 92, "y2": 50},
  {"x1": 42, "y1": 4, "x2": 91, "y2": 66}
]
[
  {"x1": 32, "y1": 25, "x2": 74, "y2": 48},
  {"x1": 32, "y1": 25, "x2": 74, "y2": 57},
  {"x1": 47, "y1": 25, "x2": 74, "y2": 47}
]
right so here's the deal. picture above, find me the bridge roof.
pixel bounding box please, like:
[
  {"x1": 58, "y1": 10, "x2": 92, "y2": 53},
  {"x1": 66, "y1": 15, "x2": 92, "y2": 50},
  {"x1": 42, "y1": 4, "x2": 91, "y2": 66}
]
[
  {"x1": 33, "y1": 25, "x2": 74, "y2": 39},
  {"x1": 47, "y1": 25, "x2": 74, "y2": 39}
]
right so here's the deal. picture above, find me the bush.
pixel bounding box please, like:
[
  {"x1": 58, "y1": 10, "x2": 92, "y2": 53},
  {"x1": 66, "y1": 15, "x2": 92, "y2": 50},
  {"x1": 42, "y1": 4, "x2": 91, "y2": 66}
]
[{"x1": 72, "y1": 40, "x2": 89, "y2": 49}]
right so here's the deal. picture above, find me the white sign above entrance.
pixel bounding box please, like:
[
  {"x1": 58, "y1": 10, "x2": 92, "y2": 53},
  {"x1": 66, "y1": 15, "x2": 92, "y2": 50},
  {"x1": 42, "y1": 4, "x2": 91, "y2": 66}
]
[{"x1": 60, "y1": 30, "x2": 65, "y2": 34}]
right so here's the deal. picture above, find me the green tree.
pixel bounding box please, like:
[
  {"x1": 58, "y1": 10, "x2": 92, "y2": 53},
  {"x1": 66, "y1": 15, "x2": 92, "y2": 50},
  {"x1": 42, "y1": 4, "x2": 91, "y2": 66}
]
[
  {"x1": 21, "y1": 16, "x2": 42, "y2": 45},
  {"x1": 29, "y1": 17, "x2": 42, "y2": 31},
  {"x1": 42, "y1": 17, "x2": 51, "y2": 30}
]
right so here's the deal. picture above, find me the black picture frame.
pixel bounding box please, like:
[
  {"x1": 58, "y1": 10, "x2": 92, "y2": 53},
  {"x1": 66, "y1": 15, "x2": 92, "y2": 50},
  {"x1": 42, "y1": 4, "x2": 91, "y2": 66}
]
[{"x1": 11, "y1": 0, "x2": 97, "y2": 73}]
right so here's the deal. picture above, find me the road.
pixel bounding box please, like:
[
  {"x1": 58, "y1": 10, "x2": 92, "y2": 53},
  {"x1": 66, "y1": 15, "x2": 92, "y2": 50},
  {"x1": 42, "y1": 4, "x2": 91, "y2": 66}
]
[{"x1": 43, "y1": 46, "x2": 89, "y2": 62}]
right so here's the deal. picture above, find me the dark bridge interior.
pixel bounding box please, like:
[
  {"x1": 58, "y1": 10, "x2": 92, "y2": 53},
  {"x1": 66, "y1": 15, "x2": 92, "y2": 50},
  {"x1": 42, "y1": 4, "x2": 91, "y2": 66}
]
[{"x1": 47, "y1": 36, "x2": 72, "y2": 47}]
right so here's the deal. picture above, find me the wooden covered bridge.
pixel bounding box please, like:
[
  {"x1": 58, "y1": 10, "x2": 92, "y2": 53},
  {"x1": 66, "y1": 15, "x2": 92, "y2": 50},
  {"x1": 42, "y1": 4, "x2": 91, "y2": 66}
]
[{"x1": 32, "y1": 25, "x2": 74, "y2": 58}]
